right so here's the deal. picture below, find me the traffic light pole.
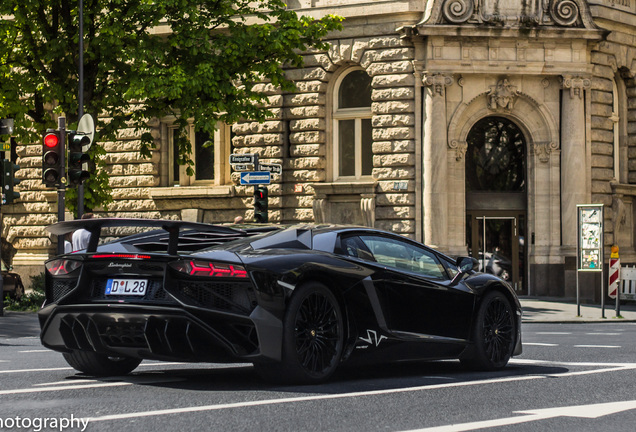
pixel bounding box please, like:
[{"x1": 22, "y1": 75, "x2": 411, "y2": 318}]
[
  {"x1": 57, "y1": 117, "x2": 66, "y2": 255},
  {"x1": 77, "y1": 0, "x2": 85, "y2": 218}
]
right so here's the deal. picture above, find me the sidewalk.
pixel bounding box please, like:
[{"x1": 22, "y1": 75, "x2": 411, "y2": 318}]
[{"x1": 521, "y1": 297, "x2": 636, "y2": 323}]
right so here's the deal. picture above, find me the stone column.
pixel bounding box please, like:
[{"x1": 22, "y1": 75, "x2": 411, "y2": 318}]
[
  {"x1": 560, "y1": 75, "x2": 590, "y2": 248},
  {"x1": 422, "y1": 73, "x2": 452, "y2": 249}
]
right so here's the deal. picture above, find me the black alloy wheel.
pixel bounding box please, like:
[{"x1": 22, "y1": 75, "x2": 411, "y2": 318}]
[
  {"x1": 255, "y1": 282, "x2": 344, "y2": 384},
  {"x1": 461, "y1": 291, "x2": 515, "y2": 370}
]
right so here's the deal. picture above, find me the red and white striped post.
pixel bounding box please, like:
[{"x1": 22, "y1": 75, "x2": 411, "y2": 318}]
[{"x1": 609, "y1": 245, "x2": 621, "y2": 316}]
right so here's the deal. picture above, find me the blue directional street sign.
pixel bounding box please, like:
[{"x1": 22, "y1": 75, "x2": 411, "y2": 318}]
[{"x1": 240, "y1": 171, "x2": 271, "y2": 185}]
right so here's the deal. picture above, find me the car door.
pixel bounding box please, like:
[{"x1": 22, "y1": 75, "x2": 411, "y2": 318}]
[{"x1": 352, "y1": 234, "x2": 474, "y2": 340}]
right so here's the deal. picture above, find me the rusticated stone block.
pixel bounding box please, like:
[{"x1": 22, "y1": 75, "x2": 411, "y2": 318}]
[
  {"x1": 285, "y1": 67, "x2": 329, "y2": 82},
  {"x1": 360, "y1": 48, "x2": 415, "y2": 68},
  {"x1": 591, "y1": 116, "x2": 614, "y2": 131},
  {"x1": 372, "y1": 140, "x2": 415, "y2": 154},
  {"x1": 591, "y1": 154, "x2": 613, "y2": 168},
  {"x1": 284, "y1": 93, "x2": 325, "y2": 107},
  {"x1": 592, "y1": 77, "x2": 614, "y2": 93},
  {"x1": 372, "y1": 127, "x2": 414, "y2": 141},
  {"x1": 375, "y1": 206, "x2": 415, "y2": 219},
  {"x1": 591, "y1": 103, "x2": 613, "y2": 117},
  {"x1": 302, "y1": 53, "x2": 336, "y2": 71},
  {"x1": 590, "y1": 129, "x2": 613, "y2": 143},
  {"x1": 290, "y1": 144, "x2": 324, "y2": 157},
  {"x1": 372, "y1": 74, "x2": 415, "y2": 88},
  {"x1": 591, "y1": 167, "x2": 614, "y2": 180},
  {"x1": 110, "y1": 175, "x2": 160, "y2": 188},
  {"x1": 288, "y1": 157, "x2": 325, "y2": 170},
  {"x1": 591, "y1": 142, "x2": 613, "y2": 156},
  {"x1": 373, "y1": 167, "x2": 414, "y2": 179},
  {"x1": 366, "y1": 61, "x2": 414, "y2": 76},
  {"x1": 232, "y1": 133, "x2": 284, "y2": 147},
  {"x1": 372, "y1": 114, "x2": 415, "y2": 127},
  {"x1": 289, "y1": 118, "x2": 325, "y2": 131},
  {"x1": 372, "y1": 87, "x2": 415, "y2": 101},
  {"x1": 372, "y1": 101, "x2": 415, "y2": 114},
  {"x1": 294, "y1": 81, "x2": 328, "y2": 93},
  {"x1": 376, "y1": 193, "x2": 415, "y2": 206},
  {"x1": 374, "y1": 153, "x2": 415, "y2": 167},
  {"x1": 284, "y1": 106, "x2": 326, "y2": 119},
  {"x1": 591, "y1": 90, "x2": 612, "y2": 104},
  {"x1": 232, "y1": 121, "x2": 284, "y2": 135},
  {"x1": 289, "y1": 131, "x2": 326, "y2": 144}
]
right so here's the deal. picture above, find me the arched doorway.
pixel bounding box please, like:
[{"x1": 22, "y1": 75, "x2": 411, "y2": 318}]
[{"x1": 465, "y1": 116, "x2": 527, "y2": 294}]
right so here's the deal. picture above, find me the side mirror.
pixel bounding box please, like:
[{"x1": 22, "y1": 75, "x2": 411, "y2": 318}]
[
  {"x1": 450, "y1": 256, "x2": 479, "y2": 286},
  {"x1": 457, "y1": 256, "x2": 478, "y2": 273}
]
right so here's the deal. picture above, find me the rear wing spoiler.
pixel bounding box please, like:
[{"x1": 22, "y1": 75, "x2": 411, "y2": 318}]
[{"x1": 46, "y1": 218, "x2": 243, "y2": 255}]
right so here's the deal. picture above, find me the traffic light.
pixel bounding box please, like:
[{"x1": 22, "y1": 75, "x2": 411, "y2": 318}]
[
  {"x1": 2, "y1": 159, "x2": 20, "y2": 204},
  {"x1": 42, "y1": 129, "x2": 63, "y2": 186},
  {"x1": 254, "y1": 186, "x2": 268, "y2": 223},
  {"x1": 67, "y1": 131, "x2": 92, "y2": 186}
]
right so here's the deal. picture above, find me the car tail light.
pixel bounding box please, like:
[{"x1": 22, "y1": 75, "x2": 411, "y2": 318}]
[
  {"x1": 46, "y1": 259, "x2": 81, "y2": 275},
  {"x1": 169, "y1": 260, "x2": 248, "y2": 278}
]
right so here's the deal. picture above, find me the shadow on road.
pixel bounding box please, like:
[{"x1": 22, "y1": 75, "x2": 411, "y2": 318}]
[{"x1": 65, "y1": 360, "x2": 569, "y2": 395}]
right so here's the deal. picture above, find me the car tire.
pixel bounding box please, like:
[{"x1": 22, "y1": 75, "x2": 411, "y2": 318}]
[
  {"x1": 461, "y1": 291, "x2": 515, "y2": 371},
  {"x1": 62, "y1": 351, "x2": 141, "y2": 376},
  {"x1": 255, "y1": 282, "x2": 344, "y2": 384}
]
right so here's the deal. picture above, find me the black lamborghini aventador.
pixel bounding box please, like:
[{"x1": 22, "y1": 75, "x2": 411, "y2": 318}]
[{"x1": 40, "y1": 219, "x2": 522, "y2": 384}]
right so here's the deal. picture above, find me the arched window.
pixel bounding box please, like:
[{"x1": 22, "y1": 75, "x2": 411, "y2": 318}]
[
  {"x1": 465, "y1": 116, "x2": 526, "y2": 193},
  {"x1": 333, "y1": 69, "x2": 373, "y2": 180}
]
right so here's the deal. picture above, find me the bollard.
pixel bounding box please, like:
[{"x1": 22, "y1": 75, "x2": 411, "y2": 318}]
[{"x1": 609, "y1": 245, "x2": 620, "y2": 317}]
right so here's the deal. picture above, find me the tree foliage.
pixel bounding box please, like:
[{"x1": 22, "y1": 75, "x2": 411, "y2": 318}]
[{"x1": 0, "y1": 0, "x2": 342, "y2": 215}]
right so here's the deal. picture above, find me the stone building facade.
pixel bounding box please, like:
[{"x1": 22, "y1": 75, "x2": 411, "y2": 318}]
[{"x1": 5, "y1": 0, "x2": 636, "y2": 301}]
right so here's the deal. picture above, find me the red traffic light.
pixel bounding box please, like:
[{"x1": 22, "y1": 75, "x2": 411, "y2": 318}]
[{"x1": 44, "y1": 133, "x2": 59, "y2": 148}]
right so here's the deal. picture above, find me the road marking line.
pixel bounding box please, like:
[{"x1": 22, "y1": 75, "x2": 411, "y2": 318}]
[
  {"x1": 401, "y1": 399, "x2": 636, "y2": 431},
  {"x1": 86, "y1": 361, "x2": 636, "y2": 423},
  {"x1": 534, "y1": 332, "x2": 571, "y2": 335},
  {"x1": 33, "y1": 379, "x2": 98, "y2": 386},
  {"x1": 0, "y1": 382, "x2": 131, "y2": 395},
  {"x1": 0, "y1": 361, "x2": 187, "y2": 375},
  {"x1": 574, "y1": 345, "x2": 621, "y2": 348},
  {"x1": 523, "y1": 343, "x2": 558, "y2": 346},
  {"x1": 19, "y1": 349, "x2": 53, "y2": 353},
  {"x1": 0, "y1": 367, "x2": 74, "y2": 374},
  {"x1": 586, "y1": 333, "x2": 621, "y2": 335}
]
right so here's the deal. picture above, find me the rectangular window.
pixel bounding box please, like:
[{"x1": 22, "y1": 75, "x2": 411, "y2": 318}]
[
  {"x1": 338, "y1": 119, "x2": 355, "y2": 177},
  {"x1": 166, "y1": 122, "x2": 230, "y2": 187},
  {"x1": 361, "y1": 118, "x2": 373, "y2": 176},
  {"x1": 195, "y1": 130, "x2": 214, "y2": 181}
]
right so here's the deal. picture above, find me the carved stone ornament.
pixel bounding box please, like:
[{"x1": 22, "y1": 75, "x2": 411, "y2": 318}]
[
  {"x1": 433, "y1": 0, "x2": 589, "y2": 28},
  {"x1": 533, "y1": 142, "x2": 559, "y2": 163},
  {"x1": 550, "y1": 0, "x2": 580, "y2": 26},
  {"x1": 449, "y1": 140, "x2": 468, "y2": 161},
  {"x1": 441, "y1": 0, "x2": 475, "y2": 24},
  {"x1": 487, "y1": 79, "x2": 518, "y2": 111},
  {"x1": 423, "y1": 73, "x2": 453, "y2": 96},
  {"x1": 561, "y1": 75, "x2": 591, "y2": 99}
]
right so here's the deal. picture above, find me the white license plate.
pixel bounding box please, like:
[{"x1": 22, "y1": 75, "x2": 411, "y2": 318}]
[{"x1": 105, "y1": 279, "x2": 148, "y2": 296}]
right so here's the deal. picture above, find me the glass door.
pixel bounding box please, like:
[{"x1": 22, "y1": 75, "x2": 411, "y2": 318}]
[{"x1": 467, "y1": 213, "x2": 526, "y2": 294}]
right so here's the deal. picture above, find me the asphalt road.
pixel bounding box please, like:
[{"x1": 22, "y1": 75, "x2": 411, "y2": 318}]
[{"x1": 1, "y1": 314, "x2": 636, "y2": 431}]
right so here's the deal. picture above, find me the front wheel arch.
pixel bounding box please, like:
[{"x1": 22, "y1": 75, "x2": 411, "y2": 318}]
[{"x1": 461, "y1": 290, "x2": 516, "y2": 370}]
